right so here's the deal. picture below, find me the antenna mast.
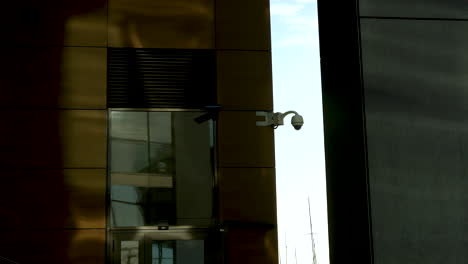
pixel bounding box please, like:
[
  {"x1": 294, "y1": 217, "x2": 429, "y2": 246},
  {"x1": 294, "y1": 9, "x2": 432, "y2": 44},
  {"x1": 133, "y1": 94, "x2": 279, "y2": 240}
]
[
  {"x1": 285, "y1": 233, "x2": 288, "y2": 264},
  {"x1": 295, "y1": 248, "x2": 298, "y2": 264},
  {"x1": 308, "y1": 197, "x2": 318, "y2": 264}
]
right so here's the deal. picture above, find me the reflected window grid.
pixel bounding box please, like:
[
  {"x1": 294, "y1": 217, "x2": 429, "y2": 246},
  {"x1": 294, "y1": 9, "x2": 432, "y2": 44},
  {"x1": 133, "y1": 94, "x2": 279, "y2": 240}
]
[
  {"x1": 152, "y1": 241, "x2": 175, "y2": 264},
  {"x1": 109, "y1": 111, "x2": 215, "y2": 228},
  {"x1": 121, "y1": 241, "x2": 139, "y2": 264}
]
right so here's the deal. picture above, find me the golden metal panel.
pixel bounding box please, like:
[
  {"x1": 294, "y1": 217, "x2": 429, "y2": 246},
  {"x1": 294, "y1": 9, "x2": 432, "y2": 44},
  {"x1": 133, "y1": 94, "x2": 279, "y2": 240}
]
[
  {"x1": 66, "y1": 169, "x2": 107, "y2": 228},
  {"x1": 60, "y1": 110, "x2": 107, "y2": 168},
  {"x1": 108, "y1": 0, "x2": 214, "y2": 48},
  {"x1": 0, "y1": 169, "x2": 106, "y2": 228},
  {"x1": 218, "y1": 111, "x2": 275, "y2": 167},
  {"x1": 219, "y1": 168, "x2": 277, "y2": 224},
  {"x1": 0, "y1": 229, "x2": 105, "y2": 264},
  {"x1": 0, "y1": 110, "x2": 107, "y2": 168},
  {"x1": 217, "y1": 51, "x2": 273, "y2": 110},
  {"x1": 64, "y1": 7, "x2": 108, "y2": 47},
  {"x1": 60, "y1": 47, "x2": 107, "y2": 109},
  {"x1": 226, "y1": 228, "x2": 278, "y2": 264},
  {"x1": 216, "y1": 0, "x2": 271, "y2": 50}
]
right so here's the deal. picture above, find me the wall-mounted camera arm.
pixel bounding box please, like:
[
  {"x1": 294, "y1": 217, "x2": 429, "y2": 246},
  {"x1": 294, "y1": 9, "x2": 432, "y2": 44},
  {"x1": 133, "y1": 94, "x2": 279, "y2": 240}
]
[{"x1": 256, "y1": 110, "x2": 304, "y2": 130}]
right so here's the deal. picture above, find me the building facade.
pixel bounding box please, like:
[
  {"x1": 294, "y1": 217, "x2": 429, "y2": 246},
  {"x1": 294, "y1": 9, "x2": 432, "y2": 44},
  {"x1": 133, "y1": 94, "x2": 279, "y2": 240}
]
[
  {"x1": 0, "y1": 1, "x2": 278, "y2": 263},
  {"x1": 318, "y1": 0, "x2": 468, "y2": 263}
]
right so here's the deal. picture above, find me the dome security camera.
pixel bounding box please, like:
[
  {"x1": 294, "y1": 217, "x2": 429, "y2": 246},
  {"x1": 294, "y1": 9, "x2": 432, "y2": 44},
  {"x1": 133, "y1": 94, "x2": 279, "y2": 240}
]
[
  {"x1": 291, "y1": 114, "x2": 304, "y2": 130},
  {"x1": 270, "y1": 110, "x2": 304, "y2": 130}
]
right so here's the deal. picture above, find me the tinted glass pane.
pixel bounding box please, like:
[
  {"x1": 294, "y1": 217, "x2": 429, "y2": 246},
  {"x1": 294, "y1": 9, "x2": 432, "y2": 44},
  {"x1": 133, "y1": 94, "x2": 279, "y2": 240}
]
[
  {"x1": 143, "y1": 188, "x2": 176, "y2": 225},
  {"x1": 111, "y1": 112, "x2": 147, "y2": 141},
  {"x1": 112, "y1": 185, "x2": 140, "y2": 202},
  {"x1": 149, "y1": 112, "x2": 172, "y2": 143},
  {"x1": 112, "y1": 202, "x2": 144, "y2": 227},
  {"x1": 176, "y1": 240, "x2": 204, "y2": 264},
  {"x1": 173, "y1": 112, "x2": 213, "y2": 224},
  {"x1": 152, "y1": 260, "x2": 173, "y2": 264},
  {"x1": 149, "y1": 112, "x2": 173, "y2": 175},
  {"x1": 121, "y1": 241, "x2": 139, "y2": 264},
  {"x1": 111, "y1": 185, "x2": 144, "y2": 226},
  {"x1": 111, "y1": 140, "x2": 149, "y2": 173},
  {"x1": 151, "y1": 240, "x2": 205, "y2": 264},
  {"x1": 111, "y1": 111, "x2": 149, "y2": 173},
  {"x1": 110, "y1": 111, "x2": 214, "y2": 227},
  {"x1": 152, "y1": 241, "x2": 175, "y2": 258},
  {"x1": 111, "y1": 185, "x2": 175, "y2": 227},
  {"x1": 149, "y1": 142, "x2": 174, "y2": 175}
]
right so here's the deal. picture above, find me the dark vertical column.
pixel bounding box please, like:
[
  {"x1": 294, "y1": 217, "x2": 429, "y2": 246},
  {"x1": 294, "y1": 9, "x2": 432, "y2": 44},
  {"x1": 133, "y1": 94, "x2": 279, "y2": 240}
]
[
  {"x1": 359, "y1": 1, "x2": 468, "y2": 264},
  {"x1": 316, "y1": 0, "x2": 374, "y2": 264}
]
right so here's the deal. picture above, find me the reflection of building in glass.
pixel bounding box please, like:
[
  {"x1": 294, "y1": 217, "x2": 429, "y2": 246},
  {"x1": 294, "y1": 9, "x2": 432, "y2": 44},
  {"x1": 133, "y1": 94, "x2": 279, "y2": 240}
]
[
  {"x1": 152, "y1": 241, "x2": 175, "y2": 264},
  {"x1": 0, "y1": 0, "x2": 277, "y2": 263},
  {"x1": 121, "y1": 241, "x2": 139, "y2": 264},
  {"x1": 109, "y1": 111, "x2": 214, "y2": 227},
  {"x1": 109, "y1": 111, "x2": 215, "y2": 262}
]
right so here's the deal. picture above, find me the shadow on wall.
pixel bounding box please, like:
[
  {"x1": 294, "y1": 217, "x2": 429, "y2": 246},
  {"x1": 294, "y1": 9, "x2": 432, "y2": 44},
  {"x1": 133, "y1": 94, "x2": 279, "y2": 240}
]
[{"x1": 0, "y1": 1, "x2": 106, "y2": 263}]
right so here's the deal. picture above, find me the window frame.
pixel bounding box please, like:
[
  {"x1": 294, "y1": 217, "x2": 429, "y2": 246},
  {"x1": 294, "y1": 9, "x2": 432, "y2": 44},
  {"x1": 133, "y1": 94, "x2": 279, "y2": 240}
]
[
  {"x1": 111, "y1": 228, "x2": 211, "y2": 264},
  {"x1": 106, "y1": 108, "x2": 220, "y2": 264}
]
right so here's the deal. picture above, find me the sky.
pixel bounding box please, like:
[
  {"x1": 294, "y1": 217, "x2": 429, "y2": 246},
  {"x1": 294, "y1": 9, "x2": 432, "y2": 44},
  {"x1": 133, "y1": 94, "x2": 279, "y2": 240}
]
[{"x1": 269, "y1": 0, "x2": 330, "y2": 264}]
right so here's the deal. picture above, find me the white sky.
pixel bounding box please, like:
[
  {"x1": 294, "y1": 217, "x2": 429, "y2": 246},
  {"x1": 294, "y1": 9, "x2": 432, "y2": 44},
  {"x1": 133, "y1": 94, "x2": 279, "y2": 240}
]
[{"x1": 270, "y1": 0, "x2": 330, "y2": 263}]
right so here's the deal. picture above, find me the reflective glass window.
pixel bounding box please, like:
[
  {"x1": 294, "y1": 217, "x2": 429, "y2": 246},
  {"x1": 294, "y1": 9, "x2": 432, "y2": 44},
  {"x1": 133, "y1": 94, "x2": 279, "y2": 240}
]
[
  {"x1": 110, "y1": 111, "x2": 214, "y2": 227},
  {"x1": 121, "y1": 241, "x2": 139, "y2": 264},
  {"x1": 111, "y1": 112, "x2": 149, "y2": 173},
  {"x1": 152, "y1": 241, "x2": 175, "y2": 264},
  {"x1": 151, "y1": 240, "x2": 204, "y2": 264}
]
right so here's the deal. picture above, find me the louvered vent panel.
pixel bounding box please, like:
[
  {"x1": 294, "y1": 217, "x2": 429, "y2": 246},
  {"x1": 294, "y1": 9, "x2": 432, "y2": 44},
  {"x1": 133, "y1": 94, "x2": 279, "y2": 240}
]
[{"x1": 108, "y1": 48, "x2": 216, "y2": 108}]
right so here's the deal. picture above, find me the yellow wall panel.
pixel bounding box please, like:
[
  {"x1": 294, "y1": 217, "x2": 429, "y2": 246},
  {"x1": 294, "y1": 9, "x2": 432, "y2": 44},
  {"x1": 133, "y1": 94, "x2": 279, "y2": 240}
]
[
  {"x1": 217, "y1": 51, "x2": 273, "y2": 110},
  {"x1": 60, "y1": 110, "x2": 107, "y2": 168},
  {"x1": 218, "y1": 111, "x2": 275, "y2": 167},
  {"x1": 64, "y1": 7, "x2": 108, "y2": 47},
  {"x1": 60, "y1": 47, "x2": 107, "y2": 109},
  {"x1": 108, "y1": 0, "x2": 214, "y2": 48},
  {"x1": 226, "y1": 228, "x2": 278, "y2": 264},
  {"x1": 219, "y1": 168, "x2": 277, "y2": 224},
  {"x1": 216, "y1": 0, "x2": 271, "y2": 50}
]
